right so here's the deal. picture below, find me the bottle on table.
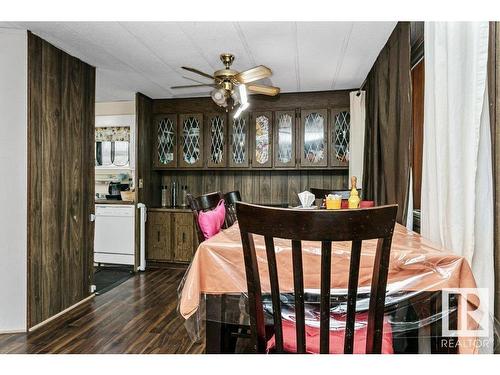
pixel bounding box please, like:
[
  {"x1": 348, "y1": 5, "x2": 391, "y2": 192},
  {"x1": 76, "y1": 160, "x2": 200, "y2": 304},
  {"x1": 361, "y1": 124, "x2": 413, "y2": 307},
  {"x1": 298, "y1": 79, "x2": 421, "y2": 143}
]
[
  {"x1": 171, "y1": 181, "x2": 177, "y2": 208},
  {"x1": 348, "y1": 176, "x2": 360, "y2": 209}
]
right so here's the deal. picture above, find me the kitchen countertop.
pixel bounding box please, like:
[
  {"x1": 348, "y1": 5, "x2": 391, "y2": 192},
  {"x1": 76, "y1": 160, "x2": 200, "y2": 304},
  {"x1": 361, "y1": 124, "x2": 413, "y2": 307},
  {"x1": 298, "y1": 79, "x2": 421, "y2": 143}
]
[
  {"x1": 95, "y1": 200, "x2": 136, "y2": 205},
  {"x1": 148, "y1": 207, "x2": 191, "y2": 213}
]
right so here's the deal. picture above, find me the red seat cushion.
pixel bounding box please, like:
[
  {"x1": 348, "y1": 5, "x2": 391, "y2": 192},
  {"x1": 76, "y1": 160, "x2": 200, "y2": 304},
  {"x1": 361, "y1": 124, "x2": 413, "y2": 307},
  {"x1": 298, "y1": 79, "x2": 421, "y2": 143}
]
[{"x1": 267, "y1": 312, "x2": 394, "y2": 354}]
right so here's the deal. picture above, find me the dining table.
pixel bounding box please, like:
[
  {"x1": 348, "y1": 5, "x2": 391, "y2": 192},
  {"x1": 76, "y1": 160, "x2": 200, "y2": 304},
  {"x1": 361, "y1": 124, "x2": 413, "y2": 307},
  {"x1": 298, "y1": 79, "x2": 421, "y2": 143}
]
[{"x1": 177, "y1": 220, "x2": 481, "y2": 354}]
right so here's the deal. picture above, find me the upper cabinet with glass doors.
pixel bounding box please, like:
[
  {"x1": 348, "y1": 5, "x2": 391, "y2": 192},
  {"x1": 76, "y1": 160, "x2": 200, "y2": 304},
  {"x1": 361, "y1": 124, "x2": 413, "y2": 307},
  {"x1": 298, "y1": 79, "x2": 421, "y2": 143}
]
[
  {"x1": 274, "y1": 110, "x2": 296, "y2": 168},
  {"x1": 178, "y1": 114, "x2": 203, "y2": 168},
  {"x1": 205, "y1": 113, "x2": 227, "y2": 168},
  {"x1": 251, "y1": 112, "x2": 273, "y2": 168},
  {"x1": 154, "y1": 114, "x2": 178, "y2": 168},
  {"x1": 228, "y1": 112, "x2": 250, "y2": 168},
  {"x1": 330, "y1": 108, "x2": 350, "y2": 168},
  {"x1": 299, "y1": 109, "x2": 328, "y2": 167}
]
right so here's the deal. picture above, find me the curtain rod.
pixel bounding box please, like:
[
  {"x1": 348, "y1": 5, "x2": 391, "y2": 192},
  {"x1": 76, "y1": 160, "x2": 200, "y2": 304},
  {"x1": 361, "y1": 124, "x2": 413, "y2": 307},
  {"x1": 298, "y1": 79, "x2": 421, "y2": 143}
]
[{"x1": 356, "y1": 76, "x2": 368, "y2": 97}]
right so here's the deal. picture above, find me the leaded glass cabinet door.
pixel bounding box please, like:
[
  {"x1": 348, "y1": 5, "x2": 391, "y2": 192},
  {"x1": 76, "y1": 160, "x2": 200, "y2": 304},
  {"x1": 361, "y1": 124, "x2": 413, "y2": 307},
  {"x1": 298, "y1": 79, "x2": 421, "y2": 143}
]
[
  {"x1": 155, "y1": 114, "x2": 178, "y2": 168},
  {"x1": 251, "y1": 111, "x2": 273, "y2": 168},
  {"x1": 205, "y1": 113, "x2": 227, "y2": 168},
  {"x1": 178, "y1": 113, "x2": 204, "y2": 168},
  {"x1": 299, "y1": 109, "x2": 328, "y2": 167},
  {"x1": 228, "y1": 112, "x2": 249, "y2": 168},
  {"x1": 330, "y1": 108, "x2": 350, "y2": 168},
  {"x1": 274, "y1": 110, "x2": 296, "y2": 168}
]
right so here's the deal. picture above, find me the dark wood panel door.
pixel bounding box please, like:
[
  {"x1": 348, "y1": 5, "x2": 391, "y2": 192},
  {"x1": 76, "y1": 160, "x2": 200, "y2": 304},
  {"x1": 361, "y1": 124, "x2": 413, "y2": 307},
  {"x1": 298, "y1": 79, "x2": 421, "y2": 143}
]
[
  {"x1": 154, "y1": 114, "x2": 178, "y2": 169},
  {"x1": 205, "y1": 113, "x2": 228, "y2": 168},
  {"x1": 274, "y1": 110, "x2": 296, "y2": 168},
  {"x1": 28, "y1": 32, "x2": 95, "y2": 328},
  {"x1": 146, "y1": 212, "x2": 173, "y2": 261},
  {"x1": 179, "y1": 114, "x2": 204, "y2": 168},
  {"x1": 299, "y1": 109, "x2": 328, "y2": 167},
  {"x1": 173, "y1": 213, "x2": 197, "y2": 262},
  {"x1": 251, "y1": 111, "x2": 273, "y2": 168},
  {"x1": 228, "y1": 113, "x2": 250, "y2": 168},
  {"x1": 330, "y1": 107, "x2": 350, "y2": 168}
]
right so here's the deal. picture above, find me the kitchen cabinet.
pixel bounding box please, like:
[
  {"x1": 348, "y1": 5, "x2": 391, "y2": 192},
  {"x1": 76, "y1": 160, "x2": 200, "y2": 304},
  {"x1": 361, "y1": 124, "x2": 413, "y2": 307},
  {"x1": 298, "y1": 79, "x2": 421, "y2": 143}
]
[
  {"x1": 251, "y1": 111, "x2": 273, "y2": 168},
  {"x1": 179, "y1": 113, "x2": 204, "y2": 168},
  {"x1": 146, "y1": 211, "x2": 173, "y2": 261},
  {"x1": 146, "y1": 209, "x2": 198, "y2": 264},
  {"x1": 330, "y1": 108, "x2": 350, "y2": 168},
  {"x1": 173, "y1": 213, "x2": 196, "y2": 262},
  {"x1": 273, "y1": 110, "x2": 296, "y2": 168},
  {"x1": 154, "y1": 114, "x2": 178, "y2": 168},
  {"x1": 205, "y1": 113, "x2": 228, "y2": 168},
  {"x1": 299, "y1": 109, "x2": 328, "y2": 168},
  {"x1": 228, "y1": 112, "x2": 250, "y2": 168}
]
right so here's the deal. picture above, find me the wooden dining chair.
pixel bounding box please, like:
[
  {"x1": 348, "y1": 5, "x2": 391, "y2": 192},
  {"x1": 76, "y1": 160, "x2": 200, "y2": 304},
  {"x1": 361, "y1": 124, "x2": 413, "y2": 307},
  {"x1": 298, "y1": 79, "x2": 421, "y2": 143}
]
[
  {"x1": 310, "y1": 187, "x2": 362, "y2": 200},
  {"x1": 223, "y1": 190, "x2": 241, "y2": 227},
  {"x1": 235, "y1": 202, "x2": 398, "y2": 354},
  {"x1": 187, "y1": 191, "x2": 225, "y2": 243}
]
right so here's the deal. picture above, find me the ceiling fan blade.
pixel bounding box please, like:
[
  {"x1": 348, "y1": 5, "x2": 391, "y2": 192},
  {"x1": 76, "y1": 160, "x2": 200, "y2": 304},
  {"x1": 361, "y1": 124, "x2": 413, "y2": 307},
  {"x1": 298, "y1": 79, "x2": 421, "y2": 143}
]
[
  {"x1": 181, "y1": 66, "x2": 214, "y2": 80},
  {"x1": 247, "y1": 84, "x2": 280, "y2": 96},
  {"x1": 171, "y1": 84, "x2": 215, "y2": 89},
  {"x1": 235, "y1": 65, "x2": 272, "y2": 84}
]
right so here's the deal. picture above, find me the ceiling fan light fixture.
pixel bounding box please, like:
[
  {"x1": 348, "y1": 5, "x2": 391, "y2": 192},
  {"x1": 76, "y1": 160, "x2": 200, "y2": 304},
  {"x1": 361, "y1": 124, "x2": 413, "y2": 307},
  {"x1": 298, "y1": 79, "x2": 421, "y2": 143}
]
[
  {"x1": 238, "y1": 84, "x2": 248, "y2": 105},
  {"x1": 211, "y1": 88, "x2": 227, "y2": 107},
  {"x1": 233, "y1": 102, "x2": 250, "y2": 119}
]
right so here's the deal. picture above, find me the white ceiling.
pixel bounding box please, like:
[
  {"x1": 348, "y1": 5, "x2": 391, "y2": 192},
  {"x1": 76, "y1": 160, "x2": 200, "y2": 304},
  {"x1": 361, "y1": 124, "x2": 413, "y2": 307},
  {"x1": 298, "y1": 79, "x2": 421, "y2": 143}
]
[{"x1": 1, "y1": 22, "x2": 396, "y2": 102}]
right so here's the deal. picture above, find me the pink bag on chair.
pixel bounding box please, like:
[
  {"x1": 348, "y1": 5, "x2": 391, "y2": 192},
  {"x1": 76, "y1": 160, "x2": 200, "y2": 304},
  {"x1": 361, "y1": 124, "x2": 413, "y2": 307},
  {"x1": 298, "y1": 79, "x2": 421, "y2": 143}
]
[{"x1": 197, "y1": 199, "x2": 226, "y2": 240}]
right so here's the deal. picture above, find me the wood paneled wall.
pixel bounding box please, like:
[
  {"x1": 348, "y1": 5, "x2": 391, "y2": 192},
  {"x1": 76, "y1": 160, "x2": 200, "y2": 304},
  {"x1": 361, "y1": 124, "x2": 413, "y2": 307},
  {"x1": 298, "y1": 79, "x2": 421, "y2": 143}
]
[
  {"x1": 28, "y1": 32, "x2": 95, "y2": 328},
  {"x1": 160, "y1": 170, "x2": 348, "y2": 207}
]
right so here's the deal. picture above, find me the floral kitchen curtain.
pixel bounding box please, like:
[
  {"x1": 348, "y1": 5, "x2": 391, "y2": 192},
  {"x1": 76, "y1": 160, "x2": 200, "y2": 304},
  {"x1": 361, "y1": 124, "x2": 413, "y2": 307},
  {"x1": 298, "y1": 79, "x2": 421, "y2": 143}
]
[{"x1": 95, "y1": 126, "x2": 130, "y2": 142}]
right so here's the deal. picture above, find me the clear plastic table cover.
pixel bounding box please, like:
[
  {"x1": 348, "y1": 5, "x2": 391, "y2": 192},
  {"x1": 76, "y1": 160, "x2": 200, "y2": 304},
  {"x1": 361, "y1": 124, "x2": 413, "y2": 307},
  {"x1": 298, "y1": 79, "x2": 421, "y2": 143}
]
[{"x1": 177, "y1": 223, "x2": 499, "y2": 353}]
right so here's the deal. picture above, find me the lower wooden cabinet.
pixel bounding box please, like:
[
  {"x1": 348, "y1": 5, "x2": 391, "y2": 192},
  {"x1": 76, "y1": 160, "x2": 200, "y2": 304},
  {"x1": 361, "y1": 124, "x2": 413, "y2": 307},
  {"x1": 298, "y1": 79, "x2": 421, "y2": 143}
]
[{"x1": 146, "y1": 209, "x2": 198, "y2": 264}]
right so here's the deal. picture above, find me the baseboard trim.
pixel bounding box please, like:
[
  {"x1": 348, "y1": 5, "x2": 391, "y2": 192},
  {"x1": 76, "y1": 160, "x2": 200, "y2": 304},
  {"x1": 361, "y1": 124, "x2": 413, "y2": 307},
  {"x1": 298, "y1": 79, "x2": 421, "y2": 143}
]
[
  {"x1": 28, "y1": 294, "x2": 95, "y2": 332},
  {"x1": 0, "y1": 328, "x2": 27, "y2": 335}
]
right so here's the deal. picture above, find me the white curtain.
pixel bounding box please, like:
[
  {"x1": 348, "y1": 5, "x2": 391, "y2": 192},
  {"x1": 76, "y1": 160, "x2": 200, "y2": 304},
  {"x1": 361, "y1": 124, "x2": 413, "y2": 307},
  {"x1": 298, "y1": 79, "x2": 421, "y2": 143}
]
[
  {"x1": 349, "y1": 91, "x2": 366, "y2": 189},
  {"x1": 421, "y1": 22, "x2": 494, "y2": 352}
]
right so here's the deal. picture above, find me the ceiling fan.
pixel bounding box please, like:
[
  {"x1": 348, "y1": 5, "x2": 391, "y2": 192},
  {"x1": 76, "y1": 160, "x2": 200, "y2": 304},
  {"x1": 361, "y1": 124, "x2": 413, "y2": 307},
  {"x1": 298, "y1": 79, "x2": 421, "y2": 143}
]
[{"x1": 171, "y1": 53, "x2": 280, "y2": 117}]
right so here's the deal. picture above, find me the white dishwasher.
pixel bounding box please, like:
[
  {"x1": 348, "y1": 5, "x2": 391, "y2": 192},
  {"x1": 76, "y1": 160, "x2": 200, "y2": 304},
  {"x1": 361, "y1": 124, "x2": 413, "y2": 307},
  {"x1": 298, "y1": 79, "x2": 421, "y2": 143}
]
[{"x1": 94, "y1": 204, "x2": 135, "y2": 266}]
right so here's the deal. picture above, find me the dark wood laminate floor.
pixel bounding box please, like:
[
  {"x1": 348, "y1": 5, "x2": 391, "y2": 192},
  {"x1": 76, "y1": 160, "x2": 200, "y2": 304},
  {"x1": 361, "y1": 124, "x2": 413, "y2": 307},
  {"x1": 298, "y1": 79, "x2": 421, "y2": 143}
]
[{"x1": 0, "y1": 268, "x2": 205, "y2": 354}]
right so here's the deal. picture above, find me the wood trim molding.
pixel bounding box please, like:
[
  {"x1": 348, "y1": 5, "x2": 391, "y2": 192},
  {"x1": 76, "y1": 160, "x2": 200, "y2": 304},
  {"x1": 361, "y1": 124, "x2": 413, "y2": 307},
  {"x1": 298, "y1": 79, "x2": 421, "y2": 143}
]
[{"x1": 28, "y1": 294, "x2": 95, "y2": 332}]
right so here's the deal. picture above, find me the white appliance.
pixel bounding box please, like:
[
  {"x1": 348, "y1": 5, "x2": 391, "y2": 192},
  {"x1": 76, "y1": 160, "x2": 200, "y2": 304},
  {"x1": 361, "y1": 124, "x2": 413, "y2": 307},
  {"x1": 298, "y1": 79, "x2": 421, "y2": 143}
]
[{"x1": 94, "y1": 204, "x2": 135, "y2": 266}]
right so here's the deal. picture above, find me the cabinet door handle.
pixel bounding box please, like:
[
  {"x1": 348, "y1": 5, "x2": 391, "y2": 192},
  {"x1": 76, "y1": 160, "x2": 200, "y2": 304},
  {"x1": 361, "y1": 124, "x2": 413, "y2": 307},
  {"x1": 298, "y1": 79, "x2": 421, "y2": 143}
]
[
  {"x1": 157, "y1": 231, "x2": 160, "y2": 242},
  {"x1": 182, "y1": 232, "x2": 186, "y2": 243}
]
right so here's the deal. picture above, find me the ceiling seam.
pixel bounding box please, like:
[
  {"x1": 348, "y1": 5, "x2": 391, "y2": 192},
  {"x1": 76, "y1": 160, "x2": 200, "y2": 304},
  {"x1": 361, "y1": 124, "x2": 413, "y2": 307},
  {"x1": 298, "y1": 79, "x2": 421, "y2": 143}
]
[
  {"x1": 330, "y1": 22, "x2": 354, "y2": 90},
  {"x1": 292, "y1": 22, "x2": 301, "y2": 91},
  {"x1": 58, "y1": 23, "x2": 173, "y2": 98},
  {"x1": 232, "y1": 22, "x2": 275, "y2": 87},
  {"x1": 118, "y1": 22, "x2": 179, "y2": 97},
  {"x1": 177, "y1": 22, "x2": 218, "y2": 72}
]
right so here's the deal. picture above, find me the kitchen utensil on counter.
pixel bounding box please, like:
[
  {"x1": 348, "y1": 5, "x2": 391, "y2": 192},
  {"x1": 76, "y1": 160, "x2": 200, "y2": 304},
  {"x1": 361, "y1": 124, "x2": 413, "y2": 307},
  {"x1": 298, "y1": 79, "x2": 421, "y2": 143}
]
[
  {"x1": 108, "y1": 182, "x2": 122, "y2": 196},
  {"x1": 161, "y1": 185, "x2": 168, "y2": 208},
  {"x1": 120, "y1": 190, "x2": 135, "y2": 202},
  {"x1": 171, "y1": 181, "x2": 177, "y2": 208},
  {"x1": 181, "y1": 185, "x2": 188, "y2": 208}
]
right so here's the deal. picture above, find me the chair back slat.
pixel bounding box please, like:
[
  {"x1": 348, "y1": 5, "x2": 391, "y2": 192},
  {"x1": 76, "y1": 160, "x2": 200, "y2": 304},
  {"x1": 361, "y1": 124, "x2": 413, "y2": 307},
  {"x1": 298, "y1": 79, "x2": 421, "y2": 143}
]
[
  {"x1": 240, "y1": 230, "x2": 267, "y2": 353},
  {"x1": 291, "y1": 240, "x2": 306, "y2": 353},
  {"x1": 319, "y1": 240, "x2": 332, "y2": 354},
  {"x1": 264, "y1": 235, "x2": 284, "y2": 353},
  {"x1": 236, "y1": 202, "x2": 397, "y2": 354},
  {"x1": 224, "y1": 190, "x2": 242, "y2": 227},
  {"x1": 366, "y1": 237, "x2": 393, "y2": 354},
  {"x1": 344, "y1": 239, "x2": 363, "y2": 353}
]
